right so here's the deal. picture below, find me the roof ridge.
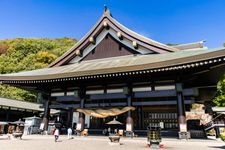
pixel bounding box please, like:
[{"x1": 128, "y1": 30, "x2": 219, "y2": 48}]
[
  {"x1": 174, "y1": 40, "x2": 206, "y2": 46},
  {"x1": 108, "y1": 14, "x2": 178, "y2": 52}
]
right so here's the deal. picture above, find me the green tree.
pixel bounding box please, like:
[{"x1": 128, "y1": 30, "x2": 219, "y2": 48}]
[
  {"x1": 0, "y1": 43, "x2": 9, "y2": 54},
  {"x1": 213, "y1": 75, "x2": 225, "y2": 106},
  {"x1": 0, "y1": 38, "x2": 77, "y2": 102},
  {"x1": 0, "y1": 85, "x2": 36, "y2": 102},
  {"x1": 34, "y1": 51, "x2": 57, "y2": 68}
]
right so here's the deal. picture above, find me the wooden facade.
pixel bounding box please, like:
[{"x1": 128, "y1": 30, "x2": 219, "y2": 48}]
[
  {"x1": 0, "y1": 8, "x2": 225, "y2": 137},
  {"x1": 82, "y1": 34, "x2": 138, "y2": 61}
]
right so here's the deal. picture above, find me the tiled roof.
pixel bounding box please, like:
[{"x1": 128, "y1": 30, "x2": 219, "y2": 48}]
[
  {"x1": 0, "y1": 97, "x2": 42, "y2": 111},
  {"x1": 0, "y1": 47, "x2": 224, "y2": 82},
  {"x1": 0, "y1": 97, "x2": 60, "y2": 114}
]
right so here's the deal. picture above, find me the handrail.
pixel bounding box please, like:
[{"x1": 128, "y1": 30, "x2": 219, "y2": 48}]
[
  {"x1": 204, "y1": 121, "x2": 225, "y2": 131},
  {"x1": 203, "y1": 113, "x2": 223, "y2": 129},
  {"x1": 211, "y1": 113, "x2": 223, "y2": 122}
]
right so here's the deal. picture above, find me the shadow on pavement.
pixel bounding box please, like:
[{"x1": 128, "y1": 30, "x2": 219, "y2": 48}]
[{"x1": 208, "y1": 145, "x2": 225, "y2": 149}]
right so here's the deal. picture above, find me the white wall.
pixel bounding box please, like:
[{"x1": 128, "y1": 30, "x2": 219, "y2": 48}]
[{"x1": 72, "y1": 112, "x2": 90, "y2": 128}]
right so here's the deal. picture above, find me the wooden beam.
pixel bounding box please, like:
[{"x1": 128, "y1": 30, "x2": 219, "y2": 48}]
[
  {"x1": 49, "y1": 104, "x2": 80, "y2": 109},
  {"x1": 132, "y1": 100, "x2": 193, "y2": 106},
  {"x1": 134, "y1": 90, "x2": 176, "y2": 98},
  {"x1": 134, "y1": 88, "x2": 198, "y2": 98},
  {"x1": 55, "y1": 96, "x2": 80, "y2": 102},
  {"x1": 89, "y1": 93, "x2": 126, "y2": 100},
  {"x1": 85, "y1": 102, "x2": 127, "y2": 107},
  {"x1": 82, "y1": 88, "x2": 198, "y2": 101},
  {"x1": 50, "y1": 99, "x2": 193, "y2": 109}
]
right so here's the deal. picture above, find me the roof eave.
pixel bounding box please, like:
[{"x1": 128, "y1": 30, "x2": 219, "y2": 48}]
[{"x1": 1, "y1": 48, "x2": 225, "y2": 83}]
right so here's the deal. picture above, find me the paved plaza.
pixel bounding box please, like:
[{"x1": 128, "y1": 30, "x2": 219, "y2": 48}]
[{"x1": 0, "y1": 135, "x2": 225, "y2": 150}]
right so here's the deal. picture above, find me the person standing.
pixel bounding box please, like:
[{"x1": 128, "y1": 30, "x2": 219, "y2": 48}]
[
  {"x1": 7, "y1": 125, "x2": 15, "y2": 140},
  {"x1": 108, "y1": 127, "x2": 111, "y2": 135},
  {"x1": 27, "y1": 126, "x2": 31, "y2": 135},
  {"x1": 67, "y1": 127, "x2": 72, "y2": 139},
  {"x1": 54, "y1": 128, "x2": 59, "y2": 142}
]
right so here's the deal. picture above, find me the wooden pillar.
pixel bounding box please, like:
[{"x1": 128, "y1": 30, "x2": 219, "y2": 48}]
[
  {"x1": 67, "y1": 108, "x2": 73, "y2": 128},
  {"x1": 64, "y1": 90, "x2": 73, "y2": 128},
  {"x1": 6, "y1": 108, "x2": 10, "y2": 121},
  {"x1": 176, "y1": 83, "x2": 187, "y2": 132},
  {"x1": 78, "y1": 88, "x2": 86, "y2": 131},
  {"x1": 125, "y1": 85, "x2": 134, "y2": 132},
  {"x1": 215, "y1": 127, "x2": 220, "y2": 138},
  {"x1": 137, "y1": 107, "x2": 142, "y2": 129},
  {"x1": 151, "y1": 81, "x2": 155, "y2": 91},
  {"x1": 41, "y1": 93, "x2": 51, "y2": 131},
  {"x1": 43, "y1": 99, "x2": 50, "y2": 131}
]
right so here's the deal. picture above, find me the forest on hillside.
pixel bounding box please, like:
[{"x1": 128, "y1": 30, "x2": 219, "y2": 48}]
[{"x1": 0, "y1": 38, "x2": 77, "y2": 102}]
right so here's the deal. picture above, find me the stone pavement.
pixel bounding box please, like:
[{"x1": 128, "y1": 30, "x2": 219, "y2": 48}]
[{"x1": 0, "y1": 135, "x2": 224, "y2": 150}]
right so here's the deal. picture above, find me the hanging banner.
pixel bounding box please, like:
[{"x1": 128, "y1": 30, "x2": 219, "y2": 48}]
[{"x1": 76, "y1": 106, "x2": 135, "y2": 118}]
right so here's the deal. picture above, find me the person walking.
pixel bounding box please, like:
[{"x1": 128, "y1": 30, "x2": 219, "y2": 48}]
[
  {"x1": 67, "y1": 127, "x2": 72, "y2": 139},
  {"x1": 54, "y1": 128, "x2": 59, "y2": 142}
]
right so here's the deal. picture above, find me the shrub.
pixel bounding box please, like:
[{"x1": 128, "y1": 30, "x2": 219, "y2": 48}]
[{"x1": 220, "y1": 134, "x2": 225, "y2": 141}]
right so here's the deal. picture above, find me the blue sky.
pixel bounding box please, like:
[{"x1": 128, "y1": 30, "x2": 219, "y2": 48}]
[{"x1": 0, "y1": 0, "x2": 225, "y2": 48}]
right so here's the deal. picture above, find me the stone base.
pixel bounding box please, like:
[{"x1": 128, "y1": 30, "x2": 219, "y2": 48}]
[
  {"x1": 178, "y1": 132, "x2": 190, "y2": 140},
  {"x1": 125, "y1": 131, "x2": 134, "y2": 138},
  {"x1": 109, "y1": 135, "x2": 120, "y2": 142},
  {"x1": 150, "y1": 143, "x2": 160, "y2": 149}
]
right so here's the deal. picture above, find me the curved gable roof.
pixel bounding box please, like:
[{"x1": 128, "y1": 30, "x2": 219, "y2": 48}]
[{"x1": 49, "y1": 8, "x2": 178, "y2": 67}]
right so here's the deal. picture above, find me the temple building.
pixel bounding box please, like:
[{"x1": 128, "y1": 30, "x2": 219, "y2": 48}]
[{"x1": 0, "y1": 8, "x2": 225, "y2": 137}]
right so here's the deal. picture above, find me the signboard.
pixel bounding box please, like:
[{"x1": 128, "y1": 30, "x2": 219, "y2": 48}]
[
  {"x1": 180, "y1": 123, "x2": 187, "y2": 132},
  {"x1": 123, "y1": 87, "x2": 129, "y2": 95},
  {"x1": 126, "y1": 123, "x2": 132, "y2": 131},
  {"x1": 39, "y1": 123, "x2": 44, "y2": 130},
  {"x1": 159, "y1": 122, "x2": 164, "y2": 129},
  {"x1": 176, "y1": 83, "x2": 183, "y2": 92},
  {"x1": 74, "y1": 90, "x2": 79, "y2": 97},
  {"x1": 76, "y1": 123, "x2": 81, "y2": 131}
]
